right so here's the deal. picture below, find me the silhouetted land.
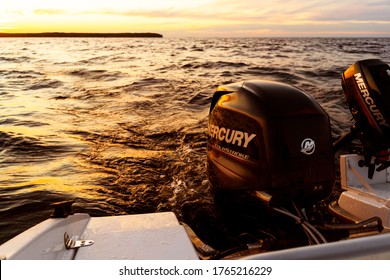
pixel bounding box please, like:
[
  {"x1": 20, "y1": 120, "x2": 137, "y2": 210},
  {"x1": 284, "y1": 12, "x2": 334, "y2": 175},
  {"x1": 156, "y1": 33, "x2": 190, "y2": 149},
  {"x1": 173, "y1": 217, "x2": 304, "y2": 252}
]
[{"x1": 0, "y1": 32, "x2": 163, "y2": 38}]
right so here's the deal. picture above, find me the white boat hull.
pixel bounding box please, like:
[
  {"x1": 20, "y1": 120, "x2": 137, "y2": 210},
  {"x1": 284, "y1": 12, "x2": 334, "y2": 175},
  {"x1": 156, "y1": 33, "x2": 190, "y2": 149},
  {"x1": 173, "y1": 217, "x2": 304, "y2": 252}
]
[{"x1": 0, "y1": 212, "x2": 198, "y2": 260}]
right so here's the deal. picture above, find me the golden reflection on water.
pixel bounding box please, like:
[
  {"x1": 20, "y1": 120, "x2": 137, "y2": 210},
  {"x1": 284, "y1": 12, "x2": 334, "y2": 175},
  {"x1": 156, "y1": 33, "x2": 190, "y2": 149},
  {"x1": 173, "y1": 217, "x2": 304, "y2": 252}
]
[
  {"x1": 1, "y1": 126, "x2": 54, "y2": 138},
  {"x1": 101, "y1": 146, "x2": 170, "y2": 159},
  {"x1": 1, "y1": 162, "x2": 118, "y2": 200}
]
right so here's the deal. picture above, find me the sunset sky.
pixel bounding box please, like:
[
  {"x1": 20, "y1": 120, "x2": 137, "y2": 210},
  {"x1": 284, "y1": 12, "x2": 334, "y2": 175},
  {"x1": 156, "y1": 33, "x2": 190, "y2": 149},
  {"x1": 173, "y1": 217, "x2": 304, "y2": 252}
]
[{"x1": 1, "y1": 0, "x2": 389, "y2": 37}]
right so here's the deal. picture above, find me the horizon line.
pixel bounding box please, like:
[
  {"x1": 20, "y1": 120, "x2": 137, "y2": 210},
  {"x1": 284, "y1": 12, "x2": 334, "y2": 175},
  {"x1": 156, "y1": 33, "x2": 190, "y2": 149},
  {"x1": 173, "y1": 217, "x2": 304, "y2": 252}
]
[{"x1": 0, "y1": 32, "x2": 389, "y2": 39}]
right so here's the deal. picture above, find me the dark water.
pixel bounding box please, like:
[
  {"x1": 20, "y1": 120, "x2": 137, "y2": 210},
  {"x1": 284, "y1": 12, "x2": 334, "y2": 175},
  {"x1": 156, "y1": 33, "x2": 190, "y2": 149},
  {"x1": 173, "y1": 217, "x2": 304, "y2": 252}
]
[{"x1": 1, "y1": 37, "x2": 390, "y2": 246}]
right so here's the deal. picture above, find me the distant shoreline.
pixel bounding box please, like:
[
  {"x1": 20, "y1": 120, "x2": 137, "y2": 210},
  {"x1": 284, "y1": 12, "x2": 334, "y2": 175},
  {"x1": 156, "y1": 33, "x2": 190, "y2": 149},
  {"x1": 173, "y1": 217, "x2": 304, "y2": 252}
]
[{"x1": 0, "y1": 32, "x2": 163, "y2": 38}]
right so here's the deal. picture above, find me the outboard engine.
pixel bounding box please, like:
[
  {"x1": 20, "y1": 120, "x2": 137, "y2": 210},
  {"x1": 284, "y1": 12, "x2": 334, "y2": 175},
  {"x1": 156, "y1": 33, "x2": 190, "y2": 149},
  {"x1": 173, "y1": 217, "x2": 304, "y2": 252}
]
[
  {"x1": 188, "y1": 62, "x2": 389, "y2": 260},
  {"x1": 329, "y1": 59, "x2": 390, "y2": 230},
  {"x1": 339, "y1": 59, "x2": 390, "y2": 176},
  {"x1": 207, "y1": 80, "x2": 335, "y2": 205}
]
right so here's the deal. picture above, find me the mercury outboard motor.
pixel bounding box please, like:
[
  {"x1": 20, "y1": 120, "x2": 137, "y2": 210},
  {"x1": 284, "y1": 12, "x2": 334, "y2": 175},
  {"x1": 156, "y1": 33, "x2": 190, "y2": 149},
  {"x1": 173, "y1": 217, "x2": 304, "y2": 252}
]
[
  {"x1": 207, "y1": 80, "x2": 335, "y2": 205},
  {"x1": 338, "y1": 59, "x2": 390, "y2": 177},
  {"x1": 188, "y1": 64, "x2": 389, "y2": 259}
]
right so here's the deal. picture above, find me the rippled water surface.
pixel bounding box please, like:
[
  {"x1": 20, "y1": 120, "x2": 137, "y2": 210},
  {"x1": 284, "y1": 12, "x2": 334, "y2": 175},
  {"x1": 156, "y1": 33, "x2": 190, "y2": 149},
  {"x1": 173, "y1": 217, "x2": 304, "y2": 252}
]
[{"x1": 1, "y1": 37, "x2": 390, "y2": 245}]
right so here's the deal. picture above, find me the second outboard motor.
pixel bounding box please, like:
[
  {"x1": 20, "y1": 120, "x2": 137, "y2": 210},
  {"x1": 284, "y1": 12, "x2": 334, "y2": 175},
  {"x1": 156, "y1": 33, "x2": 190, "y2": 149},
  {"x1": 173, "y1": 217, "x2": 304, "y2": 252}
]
[
  {"x1": 207, "y1": 80, "x2": 335, "y2": 205},
  {"x1": 340, "y1": 59, "x2": 390, "y2": 175},
  {"x1": 342, "y1": 59, "x2": 390, "y2": 149}
]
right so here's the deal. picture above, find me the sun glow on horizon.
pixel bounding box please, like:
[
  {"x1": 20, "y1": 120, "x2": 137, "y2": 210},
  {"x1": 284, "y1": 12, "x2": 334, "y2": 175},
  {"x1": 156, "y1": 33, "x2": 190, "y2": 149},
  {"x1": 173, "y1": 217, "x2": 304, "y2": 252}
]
[{"x1": 1, "y1": 0, "x2": 389, "y2": 37}]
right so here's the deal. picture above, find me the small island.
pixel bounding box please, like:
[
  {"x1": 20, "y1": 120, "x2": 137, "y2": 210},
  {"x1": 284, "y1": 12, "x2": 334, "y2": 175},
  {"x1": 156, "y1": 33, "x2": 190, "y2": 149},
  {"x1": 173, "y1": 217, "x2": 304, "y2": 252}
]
[{"x1": 0, "y1": 32, "x2": 163, "y2": 38}]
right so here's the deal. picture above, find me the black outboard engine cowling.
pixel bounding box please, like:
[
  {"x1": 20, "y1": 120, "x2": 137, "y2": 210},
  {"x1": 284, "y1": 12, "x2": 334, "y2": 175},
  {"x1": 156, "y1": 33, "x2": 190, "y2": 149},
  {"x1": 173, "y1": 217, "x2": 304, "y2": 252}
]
[
  {"x1": 207, "y1": 80, "x2": 335, "y2": 204},
  {"x1": 342, "y1": 59, "x2": 390, "y2": 156}
]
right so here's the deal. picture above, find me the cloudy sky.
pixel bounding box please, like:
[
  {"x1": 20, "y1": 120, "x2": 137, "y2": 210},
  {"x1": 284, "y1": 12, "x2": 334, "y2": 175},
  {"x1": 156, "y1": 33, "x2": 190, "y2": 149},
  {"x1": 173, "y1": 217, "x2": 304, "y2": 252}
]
[{"x1": 0, "y1": 0, "x2": 389, "y2": 37}]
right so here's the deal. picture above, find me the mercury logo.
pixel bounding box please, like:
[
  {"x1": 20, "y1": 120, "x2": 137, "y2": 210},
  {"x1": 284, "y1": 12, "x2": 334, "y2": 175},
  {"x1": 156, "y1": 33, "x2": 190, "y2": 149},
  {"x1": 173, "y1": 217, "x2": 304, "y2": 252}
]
[
  {"x1": 301, "y1": 138, "x2": 315, "y2": 155},
  {"x1": 354, "y1": 73, "x2": 389, "y2": 127},
  {"x1": 208, "y1": 124, "x2": 256, "y2": 148}
]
